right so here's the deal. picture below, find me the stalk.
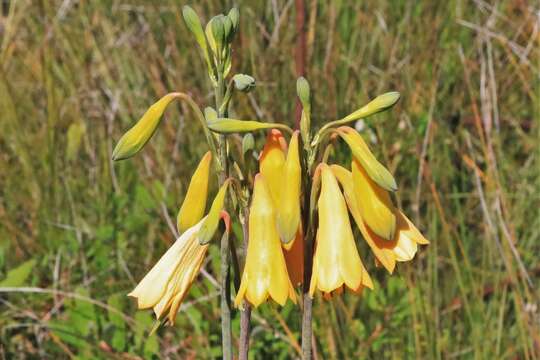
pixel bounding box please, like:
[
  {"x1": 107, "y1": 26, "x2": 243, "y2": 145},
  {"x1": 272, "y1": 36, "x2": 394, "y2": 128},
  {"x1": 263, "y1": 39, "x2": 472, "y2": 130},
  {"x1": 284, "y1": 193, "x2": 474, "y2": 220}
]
[
  {"x1": 215, "y1": 70, "x2": 233, "y2": 360},
  {"x1": 301, "y1": 140, "x2": 315, "y2": 360},
  {"x1": 239, "y1": 205, "x2": 251, "y2": 360}
]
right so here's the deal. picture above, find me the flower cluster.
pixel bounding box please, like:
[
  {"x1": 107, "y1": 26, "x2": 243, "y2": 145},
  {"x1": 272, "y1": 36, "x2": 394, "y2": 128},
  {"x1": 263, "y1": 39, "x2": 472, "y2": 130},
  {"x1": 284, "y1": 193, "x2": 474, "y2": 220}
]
[{"x1": 111, "y1": 6, "x2": 429, "y2": 347}]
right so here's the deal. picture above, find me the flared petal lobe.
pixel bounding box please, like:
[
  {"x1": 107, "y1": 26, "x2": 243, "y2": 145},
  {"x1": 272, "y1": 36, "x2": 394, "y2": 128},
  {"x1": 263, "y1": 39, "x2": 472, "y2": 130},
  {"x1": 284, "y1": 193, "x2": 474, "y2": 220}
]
[
  {"x1": 128, "y1": 219, "x2": 208, "y2": 324},
  {"x1": 352, "y1": 159, "x2": 396, "y2": 241},
  {"x1": 177, "y1": 151, "x2": 212, "y2": 233},
  {"x1": 309, "y1": 164, "x2": 373, "y2": 297},
  {"x1": 259, "y1": 129, "x2": 287, "y2": 205},
  {"x1": 337, "y1": 126, "x2": 396, "y2": 191},
  {"x1": 277, "y1": 131, "x2": 302, "y2": 244},
  {"x1": 235, "y1": 174, "x2": 296, "y2": 307}
]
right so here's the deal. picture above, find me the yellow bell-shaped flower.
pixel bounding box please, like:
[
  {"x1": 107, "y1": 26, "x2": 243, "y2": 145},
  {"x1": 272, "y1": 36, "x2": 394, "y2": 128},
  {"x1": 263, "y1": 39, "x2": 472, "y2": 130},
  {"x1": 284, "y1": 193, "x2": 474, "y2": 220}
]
[
  {"x1": 309, "y1": 164, "x2": 373, "y2": 297},
  {"x1": 352, "y1": 159, "x2": 396, "y2": 241},
  {"x1": 259, "y1": 129, "x2": 287, "y2": 205},
  {"x1": 128, "y1": 218, "x2": 209, "y2": 325},
  {"x1": 277, "y1": 131, "x2": 302, "y2": 244},
  {"x1": 235, "y1": 174, "x2": 296, "y2": 307},
  {"x1": 177, "y1": 151, "x2": 212, "y2": 233},
  {"x1": 331, "y1": 164, "x2": 429, "y2": 272}
]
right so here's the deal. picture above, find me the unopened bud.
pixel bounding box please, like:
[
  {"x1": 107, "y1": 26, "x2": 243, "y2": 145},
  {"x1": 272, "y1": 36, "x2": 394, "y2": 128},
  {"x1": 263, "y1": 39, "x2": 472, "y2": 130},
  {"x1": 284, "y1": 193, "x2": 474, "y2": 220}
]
[{"x1": 233, "y1": 74, "x2": 255, "y2": 92}]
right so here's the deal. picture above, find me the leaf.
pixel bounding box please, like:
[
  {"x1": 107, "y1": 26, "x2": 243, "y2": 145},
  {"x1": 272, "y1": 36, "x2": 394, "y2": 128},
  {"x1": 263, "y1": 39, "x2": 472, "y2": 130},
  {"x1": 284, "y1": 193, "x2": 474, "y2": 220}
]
[{"x1": 0, "y1": 259, "x2": 36, "y2": 287}]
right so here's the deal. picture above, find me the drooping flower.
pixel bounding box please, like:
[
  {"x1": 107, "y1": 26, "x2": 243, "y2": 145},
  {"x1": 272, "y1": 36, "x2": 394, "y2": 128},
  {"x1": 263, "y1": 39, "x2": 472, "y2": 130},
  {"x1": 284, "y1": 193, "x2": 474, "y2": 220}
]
[
  {"x1": 331, "y1": 164, "x2": 429, "y2": 273},
  {"x1": 128, "y1": 218, "x2": 209, "y2": 325},
  {"x1": 177, "y1": 151, "x2": 212, "y2": 233},
  {"x1": 277, "y1": 131, "x2": 302, "y2": 244},
  {"x1": 309, "y1": 164, "x2": 373, "y2": 297},
  {"x1": 235, "y1": 174, "x2": 296, "y2": 307},
  {"x1": 129, "y1": 180, "x2": 230, "y2": 325}
]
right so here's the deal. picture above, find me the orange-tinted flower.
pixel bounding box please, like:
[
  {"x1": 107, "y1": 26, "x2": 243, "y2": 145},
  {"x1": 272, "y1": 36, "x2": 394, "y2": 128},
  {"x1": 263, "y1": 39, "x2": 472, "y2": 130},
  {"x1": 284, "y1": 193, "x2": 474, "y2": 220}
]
[{"x1": 331, "y1": 164, "x2": 429, "y2": 273}]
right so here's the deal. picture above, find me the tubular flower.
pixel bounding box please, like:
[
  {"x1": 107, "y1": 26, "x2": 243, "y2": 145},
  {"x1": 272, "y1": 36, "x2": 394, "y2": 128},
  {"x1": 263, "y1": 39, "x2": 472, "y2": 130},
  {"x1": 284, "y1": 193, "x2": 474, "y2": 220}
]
[
  {"x1": 352, "y1": 159, "x2": 396, "y2": 241},
  {"x1": 259, "y1": 129, "x2": 287, "y2": 205},
  {"x1": 309, "y1": 164, "x2": 373, "y2": 297},
  {"x1": 235, "y1": 174, "x2": 296, "y2": 308},
  {"x1": 177, "y1": 151, "x2": 212, "y2": 233},
  {"x1": 277, "y1": 131, "x2": 302, "y2": 244},
  {"x1": 331, "y1": 164, "x2": 429, "y2": 273},
  {"x1": 128, "y1": 218, "x2": 209, "y2": 325}
]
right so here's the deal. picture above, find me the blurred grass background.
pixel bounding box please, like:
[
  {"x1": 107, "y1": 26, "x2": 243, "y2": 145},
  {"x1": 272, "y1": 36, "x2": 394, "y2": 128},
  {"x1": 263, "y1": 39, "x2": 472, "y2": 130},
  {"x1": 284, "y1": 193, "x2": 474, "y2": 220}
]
[{"x1": 0, "y1": 0, "x2": 539, "y2": 359}]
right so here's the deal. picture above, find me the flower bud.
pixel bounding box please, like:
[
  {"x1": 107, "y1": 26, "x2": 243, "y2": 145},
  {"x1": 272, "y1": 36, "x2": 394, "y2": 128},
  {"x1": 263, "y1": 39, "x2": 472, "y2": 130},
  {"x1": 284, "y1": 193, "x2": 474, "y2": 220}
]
[
  {"x1": 227, "y1": 7, "x2": 239, "y2": 36},
  {"x1": 198, "y1": 179, "x2": 231, "y2": 244},
  {"x1": 233, "y1": 74, "x2": 256, "y2": 92},
  {"x1": 204, "y1": 107, "x2": 218, "y2": 122},
  {"x1": 296, "y1": 77, "x2": 310, "y2": 110},
  {"x1": 205, "y1": 15, "x2": 225, "y2": 56},
  {"x1": 341, "y1": 92, "x2": 400, "y2": 123},
  {"x1": 177, "y1": 151, "x2": 212, "y2": 233},
  {"x1": 336, "y1": 126, "x2": 397, "y2": 191},
  {"x1": 112, "y1": 93, "x2": 179, "y2": 161},
  {"x1": 182, "y1": 6, "x2": 207, "y2": 52},
  {"x1": 242, "y1": 133, "x2": 255, "y2": 155}
]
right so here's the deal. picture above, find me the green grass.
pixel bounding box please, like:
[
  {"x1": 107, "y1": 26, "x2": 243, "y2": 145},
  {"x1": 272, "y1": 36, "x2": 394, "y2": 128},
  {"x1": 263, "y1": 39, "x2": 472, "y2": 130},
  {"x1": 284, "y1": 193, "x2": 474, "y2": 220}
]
[{"x1": 1, "y1": 0, "x2": 538, "y2": 358}]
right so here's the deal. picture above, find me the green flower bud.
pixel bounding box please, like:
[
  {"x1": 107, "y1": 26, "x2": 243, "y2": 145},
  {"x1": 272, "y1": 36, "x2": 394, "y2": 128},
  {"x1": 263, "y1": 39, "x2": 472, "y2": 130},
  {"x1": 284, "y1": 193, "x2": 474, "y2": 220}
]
[
  {"x1": 296, "y1": 76, "x2": 310, "y2": 110},
  {"x1": 112, "y1": 93, "x2": 179, "y2": 161},
  {"x1": 206, "y1": 15, "x2": 225, "y2": 56},
  {"x1": 228, "y1": 7, "x2": 239, "y2": 35},
  {"x1": 242, "y1": 133, "x2": 255, "y2": 155},
  {"x1": 204, "y1": 107, "x2": 218, "y2": 122},
  {"x1": 182, "y1": 6, "x2": 207, "y2": 51},
  {"x1": 341, "y1": 92, "x2": 400, "y2": 123},
  {"x1": 233, "y1": 74, "x2": 256, "y2": 92}
]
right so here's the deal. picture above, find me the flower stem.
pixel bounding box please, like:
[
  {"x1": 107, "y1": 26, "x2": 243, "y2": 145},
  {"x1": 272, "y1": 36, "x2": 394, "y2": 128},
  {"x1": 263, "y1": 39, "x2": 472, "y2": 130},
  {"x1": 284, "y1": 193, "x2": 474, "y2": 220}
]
[
  {"x1": 239, "y1": 205, "x2": 251, "y2": 359},
  {"x1": 300, "y1": 147, "x2": 316, "y2": 360},
  {"x1": 216, "y1": 70, "x2": 233, "y2": 360}
]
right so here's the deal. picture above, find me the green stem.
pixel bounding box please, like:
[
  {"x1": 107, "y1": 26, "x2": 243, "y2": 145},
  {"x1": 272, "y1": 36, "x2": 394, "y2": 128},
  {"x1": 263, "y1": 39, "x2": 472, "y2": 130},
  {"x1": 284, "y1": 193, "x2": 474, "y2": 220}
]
[
  {"x1": 215, "y1": 71, "x2": 233, "y2": 360},
  {"x1": 301, "y1": 141, "x2": 316, "y2": 360}
]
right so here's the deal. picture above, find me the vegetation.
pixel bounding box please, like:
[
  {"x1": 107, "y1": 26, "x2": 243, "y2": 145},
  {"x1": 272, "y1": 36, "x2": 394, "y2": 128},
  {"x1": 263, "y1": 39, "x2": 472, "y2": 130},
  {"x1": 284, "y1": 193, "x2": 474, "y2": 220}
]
[{"x1": 1, "y1": 1, "x2": 538, "y2": 359}]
